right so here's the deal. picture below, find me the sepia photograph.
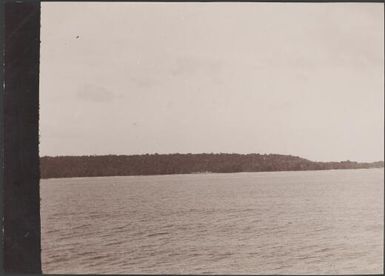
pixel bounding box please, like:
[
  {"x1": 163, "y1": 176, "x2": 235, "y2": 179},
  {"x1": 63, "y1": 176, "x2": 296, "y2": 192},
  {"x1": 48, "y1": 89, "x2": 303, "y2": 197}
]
[{"x1": 6, "y1": 1, "x2": 384, "y2": 275}]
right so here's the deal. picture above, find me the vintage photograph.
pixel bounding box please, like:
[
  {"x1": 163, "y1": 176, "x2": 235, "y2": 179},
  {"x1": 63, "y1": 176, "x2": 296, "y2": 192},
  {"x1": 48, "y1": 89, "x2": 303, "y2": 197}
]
[{"x1": 38, "y1": 2, "x2": 383, "y2": 274}]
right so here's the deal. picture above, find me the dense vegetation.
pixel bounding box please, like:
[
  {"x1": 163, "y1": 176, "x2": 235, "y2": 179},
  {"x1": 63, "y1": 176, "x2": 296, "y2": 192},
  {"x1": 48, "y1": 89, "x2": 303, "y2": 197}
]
[{"x1": 40, "y1": 153, "x2": 384, "y2": 179}]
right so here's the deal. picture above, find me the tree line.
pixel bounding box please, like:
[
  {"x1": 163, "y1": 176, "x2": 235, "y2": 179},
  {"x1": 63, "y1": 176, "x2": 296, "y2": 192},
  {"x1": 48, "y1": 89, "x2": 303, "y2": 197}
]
[{"x1": 40, "y1": 153, "x2": 384, "y2": 179}]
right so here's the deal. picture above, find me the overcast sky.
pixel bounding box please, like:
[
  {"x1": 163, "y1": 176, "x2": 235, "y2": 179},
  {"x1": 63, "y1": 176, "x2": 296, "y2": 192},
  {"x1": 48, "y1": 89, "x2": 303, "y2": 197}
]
[{"x1": 40, "y1": 3, "x2": 384, "y2": 162}]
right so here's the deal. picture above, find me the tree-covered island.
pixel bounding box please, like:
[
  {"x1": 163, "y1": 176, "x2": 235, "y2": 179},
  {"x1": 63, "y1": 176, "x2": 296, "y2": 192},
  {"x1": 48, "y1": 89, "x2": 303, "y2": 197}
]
[{"x1": 40, "y1": 153, "x2": 384, "y2": 179}]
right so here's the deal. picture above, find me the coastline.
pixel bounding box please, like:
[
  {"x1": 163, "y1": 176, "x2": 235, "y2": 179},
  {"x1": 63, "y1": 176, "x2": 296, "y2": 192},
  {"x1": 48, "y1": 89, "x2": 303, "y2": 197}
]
[{"x1": 40, "y1": 166, "x2": 384, "y2": 181}]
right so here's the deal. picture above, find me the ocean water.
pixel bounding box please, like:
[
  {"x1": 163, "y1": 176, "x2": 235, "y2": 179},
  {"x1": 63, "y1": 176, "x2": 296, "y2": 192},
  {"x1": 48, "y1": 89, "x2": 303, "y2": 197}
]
[{"x1": 40, "y1": 169, "x2": 384, "y2": 274}]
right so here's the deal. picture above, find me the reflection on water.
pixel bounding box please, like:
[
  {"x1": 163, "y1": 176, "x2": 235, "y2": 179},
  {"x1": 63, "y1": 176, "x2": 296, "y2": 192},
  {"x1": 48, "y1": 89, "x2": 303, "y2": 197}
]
[{"x1": 41, "y1": 169, "x2": 384, "y2": 274}]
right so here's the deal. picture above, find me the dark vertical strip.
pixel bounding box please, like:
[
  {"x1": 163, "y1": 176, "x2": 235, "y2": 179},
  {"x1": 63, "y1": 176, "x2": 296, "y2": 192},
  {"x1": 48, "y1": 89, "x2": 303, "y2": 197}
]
[
  {"x1": 4, "y1": 1, "x2": 41, "y2": 273},
  {"x1": 0, "y1": 0, "x2": 4, "y2": 273}
]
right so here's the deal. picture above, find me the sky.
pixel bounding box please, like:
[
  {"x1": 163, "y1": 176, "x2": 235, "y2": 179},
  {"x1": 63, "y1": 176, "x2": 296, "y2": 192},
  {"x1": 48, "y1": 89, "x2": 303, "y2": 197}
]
[{"x1": 40, "y1": 3, "x2": 384, "y2": 162}]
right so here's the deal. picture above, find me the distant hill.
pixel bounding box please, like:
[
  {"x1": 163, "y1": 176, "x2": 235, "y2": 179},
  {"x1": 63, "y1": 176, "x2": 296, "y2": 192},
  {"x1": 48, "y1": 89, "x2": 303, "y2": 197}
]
[{"x1": 39, "y1": 153, "x2": 384, "y2": 179}]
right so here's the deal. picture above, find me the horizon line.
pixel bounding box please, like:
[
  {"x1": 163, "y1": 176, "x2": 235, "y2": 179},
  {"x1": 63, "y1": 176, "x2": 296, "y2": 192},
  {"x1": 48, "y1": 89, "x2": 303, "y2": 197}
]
[{"x1": 39, "y1": 152, "x2": 384, "y2": 164}]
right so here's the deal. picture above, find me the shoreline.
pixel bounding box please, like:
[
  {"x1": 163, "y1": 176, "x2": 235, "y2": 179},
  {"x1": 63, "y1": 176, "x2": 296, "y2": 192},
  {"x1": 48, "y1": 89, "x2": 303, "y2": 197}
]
[{"x1": 40, "y1": 166, "x2": 384, "y2": 181}]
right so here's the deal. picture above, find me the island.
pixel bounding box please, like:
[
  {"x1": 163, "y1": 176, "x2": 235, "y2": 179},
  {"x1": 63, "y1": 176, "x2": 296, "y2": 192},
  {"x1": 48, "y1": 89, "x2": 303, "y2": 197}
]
[{"x1": 40, "y1": 153, "x2": 384, "y2": 179}]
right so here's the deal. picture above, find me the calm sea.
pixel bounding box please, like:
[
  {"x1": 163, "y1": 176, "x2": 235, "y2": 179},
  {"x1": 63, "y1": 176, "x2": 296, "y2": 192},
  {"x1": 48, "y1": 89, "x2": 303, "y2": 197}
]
[{"x1": 40, "y1": 169, "x2": 384, "y2": 274}]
